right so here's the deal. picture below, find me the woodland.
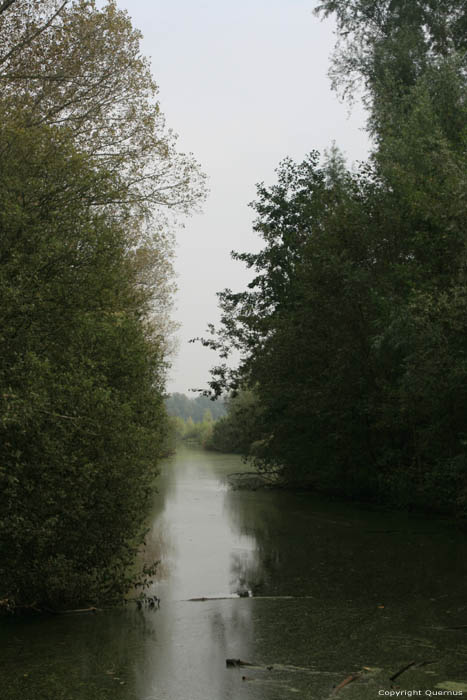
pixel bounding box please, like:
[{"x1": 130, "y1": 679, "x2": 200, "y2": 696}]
[
  {"x1": 201, "y1": 0, "x2": 467, "y2": 515},
  {"x1": 1, "y1": 0, "x2": 466, "y2": 617}
]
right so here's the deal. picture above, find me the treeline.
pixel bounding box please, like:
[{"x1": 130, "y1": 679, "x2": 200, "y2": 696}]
[
  {"x1": 203, "y1": 0, "x2": 467, "y2": 515},
  {"x1": 169, "y1": 414, "x2": 214, "y2": 449},
  {"x1": 166, "y1": 389, "x2": 260, "y2": 454},
  {"x1": 164, "y1": 393, "x2": 221, "y2": 450},
  {"x1": 0, "y1": 1, "x2": 204, "y2": 612},
  {"x1": 165, "y1": 392, "x2": 226, "y2": 422}
]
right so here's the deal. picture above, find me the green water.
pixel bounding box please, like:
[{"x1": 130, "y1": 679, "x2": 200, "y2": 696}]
[{"x1": 2, "y1": 446, "x2": 467, "y2": 699}]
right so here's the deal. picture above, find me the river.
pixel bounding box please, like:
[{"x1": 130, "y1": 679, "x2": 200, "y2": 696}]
[{"x1": 2, "y1": 446, "x2": 467, "y2": 699}]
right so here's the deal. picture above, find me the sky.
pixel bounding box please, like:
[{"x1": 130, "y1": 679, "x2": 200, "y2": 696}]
[{"x1": 115, "y1": 0, "x2": 370, "y2": 395}]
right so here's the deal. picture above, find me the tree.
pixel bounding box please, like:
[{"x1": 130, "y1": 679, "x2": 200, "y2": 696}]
[
  {"x1": 0, "y1": 120, "x2": 172, "y2": 609},
  {"x1": 0, "y1": 0, "x2": 207, "y2": 368},
  {"x1": 0, "y1": 0, "x2": 205, "y2": 210},
  {"x1": 165, "y1": 392, "x2": 226, "y2": 422},
  {"x1": 314, "y1": 0, "x2": 467, "y2": 139},
  {"x1": 203, "y1": 0, "x2": 467, "y2": 510},
  {"x1": 0, "y1": 1, "x2": 17, "y2": 16},
  {"x1": 0, "y1": 1, "x2": 206, "y2": 610},
  {"x1": 206, "y1": 389, "x2": 264, "y2": 456}
]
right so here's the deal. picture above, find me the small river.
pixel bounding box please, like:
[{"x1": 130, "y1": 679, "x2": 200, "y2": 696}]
[{"x1": 2, "y1": 446, "x2": 467, "y2": 699}]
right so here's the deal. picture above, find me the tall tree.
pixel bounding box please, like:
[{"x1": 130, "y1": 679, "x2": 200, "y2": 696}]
[
  {"x1": 0, "y1": 1, "x2": 206, "y2": 610},
  {"x1": 0, "y1": 0, "x2": 206, "y2": 348},
  {"x1": 314, "y1": 0, "x2": 467, "y2": 138},
  {"x1": 0, "y1": 121, "x2": 170, "y2": 608},
  {"x1": 0, "y1": 0, "x2": 206, "y2": 225},
  {"x1": 203, "y1": 0, "x2": 467, "y2": 511}
]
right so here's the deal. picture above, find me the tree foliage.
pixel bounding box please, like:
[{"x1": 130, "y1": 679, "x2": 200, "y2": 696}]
[
  {"x1": 0, "y1": 0, "x2": 205, "y2": 213},
  {"x1": 205, "y1": 389, "x2": 264, "y2": 456},
  {"x1": 203, "y1": 0, "x2": 467, "y2": 512},
  {"x1": 0, "y1": 1, "x2": 205, "y2": 611}
]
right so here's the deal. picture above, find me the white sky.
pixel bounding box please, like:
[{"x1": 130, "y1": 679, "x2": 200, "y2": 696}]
[{"x1": 115, "y1": 0, "x2": 370, "y2": 394}]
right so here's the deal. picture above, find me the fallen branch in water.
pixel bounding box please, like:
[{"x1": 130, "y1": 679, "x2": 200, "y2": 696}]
[
  {"x1": 389, "y1": 661, "x2": 416, "y2": 682},
  {"x1": 226, "y1": 658, "x2": 255, "y2": 667},
  {"x1": 1, "y1": 599, "x2": 102, "y2": 616},
  {"x1": 185, "y1": 594, "x2": 313, "y2": 602},
  {"x1": 188, "y1": 596, "x2": 241, "y2": 601},
  {"x1": 45, "y1": 606, "x2": 101, "y2": 615},
  {"x1": 0, "y1": 601, "x2": 42, "y2": 615},
  {"x1": 332, "y1": 673, "x2": 361, "y2": 695}
]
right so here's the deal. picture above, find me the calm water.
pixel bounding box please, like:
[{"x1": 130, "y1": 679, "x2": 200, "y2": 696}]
[{"x1": 2, "y1": 446, "x2": 467, "y2": 699}]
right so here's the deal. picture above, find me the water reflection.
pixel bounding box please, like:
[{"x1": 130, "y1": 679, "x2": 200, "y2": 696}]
[
  {"x1": 222, "y1": 479, "x2": 467, "y2": 697},
  {"x1": 2, "y1": 446, "x2": 467, "y2": 700},
  {"x1": 133, "y1": 447, "x2": 261, "y2": 700},
  {"x1": 223, "y1": 483, "x2": 467, "y2": 605},
  {"x1": 146, "y1": 447, "x2": 258, "y2": 601}
]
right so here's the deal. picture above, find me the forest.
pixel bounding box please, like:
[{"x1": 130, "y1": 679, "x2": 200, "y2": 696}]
[{"x1": 201, "y1": 0, "x2": 467, "y2": 516}]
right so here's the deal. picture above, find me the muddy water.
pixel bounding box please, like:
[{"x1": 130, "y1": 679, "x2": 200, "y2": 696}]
[{"x1": 2, "y1": 446, "x2": 467, "y2": 699}]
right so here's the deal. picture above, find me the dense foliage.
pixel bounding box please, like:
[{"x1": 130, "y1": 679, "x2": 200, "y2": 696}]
[
  {"x1": 206, "y1": 390, "x2": 263, "y2": 455},
  {"x1": 0, "y1": 1, "x2": 205, "y2": 611},
  {"x1": 168, "y1": 414, "x2": 215, "y2": 449},
  {"x1": 203, "y1": 0, "x2": 467, "y2": 514}
]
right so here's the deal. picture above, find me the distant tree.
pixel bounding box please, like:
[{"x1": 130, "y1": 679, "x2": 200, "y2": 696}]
[
  {"x1": 165, "y1": 393, "x2": 226, "y2": 422},
  {"x1": 203, "y1": 409, "x2": 213, "y2": 423}
]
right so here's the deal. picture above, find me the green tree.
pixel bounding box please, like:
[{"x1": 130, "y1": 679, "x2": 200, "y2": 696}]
[
  {"x1": 0, "y1": 1, "x2": 206, "y2": 610},
  {"x1": 203, "y1": 0, "x2": 467, "y2": 510},
  {"x1": 0, "y1": 121, "x2": 171, "y2": 609},
  {"x1": 165, "y1": 392, "x2": 226, "y2": 422},
  {"x1": 0, "y1": 0, "x2": 206, "y2": 212},
  {"x1": 206, "y1": 389, "x2": 264, "y2": 456},
  {"x1": 0, "y1": 0, "x2": 206, "y2": 348}
]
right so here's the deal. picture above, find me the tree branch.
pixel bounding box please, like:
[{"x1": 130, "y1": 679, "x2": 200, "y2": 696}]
[
  {"x1": 0, "y1": 0, "x2": 17, "y2": 15},
  {"x1": 0, "y1": 1, "x2": 68, "y2": 67}
]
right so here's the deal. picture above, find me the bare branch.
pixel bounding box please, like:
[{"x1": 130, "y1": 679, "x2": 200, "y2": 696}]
[
  {"x1": 0, "y1": 73, "x2": 73, "y2": 80},
  {"x1": 0, "y1": 1, "x2": 68, "y2": 67}
]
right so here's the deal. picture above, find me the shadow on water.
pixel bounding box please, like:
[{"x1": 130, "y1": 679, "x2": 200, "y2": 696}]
[{"x1": 2, "y1": 446, "x2": 467, "y2": 699}]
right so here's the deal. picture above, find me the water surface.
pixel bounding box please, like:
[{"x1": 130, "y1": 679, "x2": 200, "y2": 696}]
[{"x1": 2, "y1": 446, "x2": 467, "y2": 699}]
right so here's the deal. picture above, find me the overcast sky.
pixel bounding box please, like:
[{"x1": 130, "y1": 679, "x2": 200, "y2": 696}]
[{"x1": 115, "y1": 0, "x2": 370, "y2": 394}]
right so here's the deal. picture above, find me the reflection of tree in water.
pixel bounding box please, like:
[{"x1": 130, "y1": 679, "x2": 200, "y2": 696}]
[
  {"x1": 230, "y1": 549, "x2": 265, "y2": 595},
  {"x1": 225, "y1": 489, "x2": 308, "y2": 598},
  {"x1": 224, "y1": 486, "x2": 467, "y2": 616},
  {"x1": 2, "y1": 609, "x2": 160, "y2": 700},
  {"x1": 141, "y1": 517, "x2": 175, "y2": 583},
  {"x1": 222, "y1": 487, "x2": 467, "y2": 693},
  {"x1": 138, "y1": 454, "x2": 180, "y2": 585}
]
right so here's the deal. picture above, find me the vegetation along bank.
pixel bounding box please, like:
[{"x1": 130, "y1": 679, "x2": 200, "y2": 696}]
[{"x1": 199, "y1": 0, "x2": 467, "y2": 517}]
